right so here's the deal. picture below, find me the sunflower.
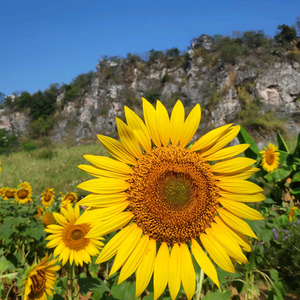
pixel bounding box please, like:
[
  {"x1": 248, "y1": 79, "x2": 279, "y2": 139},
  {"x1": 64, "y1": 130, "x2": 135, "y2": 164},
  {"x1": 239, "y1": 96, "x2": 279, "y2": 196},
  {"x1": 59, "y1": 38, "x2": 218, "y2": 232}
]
[
  {"x1": 35, "y1": 207, "x2": 44, "y2": 219},
  {"x1": 44, "y1": 203, "x2": 104, "y2": 266},
  {"x1": 1, "y1": 187, "x2": 16, "y2": 201},
  {"x1": 259, "y1": 143, "x2": 280, "y2": 173},
  {"x1": 76, "y1": 98, "x2": 264, "y2": 300},
  {"x1": 42, "y1": 212, "x2": 56, "y2": 227},
  {"x1": 61, "y1": 192, "x2": 78, "y2": 209},
  {"x1": 41, "y1": 188, "x2": 55, "y2": 208},
  {"x1": 289, "y1": 206, "x2": 299, "y2": 222},
  {"x1": 0, "y1": 162, "x2": 1, "y2": 171},
  {"x1": 15, "y1": 182, "x2": 32, "y2": 204},
  {"x1": 23, "y1": 253, "x2": 60, "y2": 300}
]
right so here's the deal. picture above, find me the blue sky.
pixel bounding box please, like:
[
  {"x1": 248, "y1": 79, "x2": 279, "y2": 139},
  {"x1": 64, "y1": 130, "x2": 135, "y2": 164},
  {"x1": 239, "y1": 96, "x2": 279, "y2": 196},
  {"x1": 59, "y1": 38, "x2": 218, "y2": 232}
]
[{"x1": 0, "y1": 0, "x2": 299, "y2": 95}]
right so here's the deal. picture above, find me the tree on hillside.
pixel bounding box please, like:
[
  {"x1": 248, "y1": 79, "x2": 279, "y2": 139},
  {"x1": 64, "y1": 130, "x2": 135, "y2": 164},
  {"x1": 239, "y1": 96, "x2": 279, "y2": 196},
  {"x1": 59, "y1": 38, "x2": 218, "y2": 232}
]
[{"x1": 275, "y1": 24, "x2": 297, "y2": 43}]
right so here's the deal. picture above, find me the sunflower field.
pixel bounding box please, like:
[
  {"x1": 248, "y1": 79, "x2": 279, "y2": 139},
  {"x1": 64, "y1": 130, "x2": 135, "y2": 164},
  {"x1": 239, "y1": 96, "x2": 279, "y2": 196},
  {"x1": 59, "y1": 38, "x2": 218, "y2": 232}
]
[{"x1": 1, "y1": 99, "x2": 300, "y2": 300}]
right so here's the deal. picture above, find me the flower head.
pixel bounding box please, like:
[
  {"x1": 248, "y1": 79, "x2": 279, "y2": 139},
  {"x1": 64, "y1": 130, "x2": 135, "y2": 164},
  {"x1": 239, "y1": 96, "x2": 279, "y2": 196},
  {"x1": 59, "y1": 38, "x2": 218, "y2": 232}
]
[
  {"x1": 23, "y1": 253, "x2": 60, "y2": 300},
  {"x1": 76, "y1": 99, "x2": 265, "y2": 300},
  {"x1": 44, "y1": 203, "x2": 103, "y2": 266},
  {"x1": 35, "y1": 207, "x2": 44, "y2": 219},
  {"x1": 259, "y1": 143, "x2": 280, "y2": 173},
  {"x1": 41, "y1": 188, "x2": 55, "y2": 208},
  {"x1": 61, "y1": 192, "x2": 78, "y2": 209},
  {"x1": 42, "y1": 212, "x2": 56, "y2": 227},
  {"x1": 15, "y1": 182, "x2": 32, "y2": 204},
  {"x1": 289, "y1": 206, "x2": 299, "y2": 222},
  {"x1": 1, "y1": 187, "x2": 16, "y2": 200}
]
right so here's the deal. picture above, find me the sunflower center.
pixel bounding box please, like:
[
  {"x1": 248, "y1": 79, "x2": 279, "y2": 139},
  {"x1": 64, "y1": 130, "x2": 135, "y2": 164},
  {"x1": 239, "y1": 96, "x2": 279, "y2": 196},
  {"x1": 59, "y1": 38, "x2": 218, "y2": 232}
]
[
  {"x1": 29, "y1": 270, "x2": 46, "y2": 298},
  {"x1": 5, "y1": 191, "x2": 14, "y2": 198},
  {"x1": 67, "y1": 195, "x2": 75, "y2": 202},
  {"x1": 44, "y1": 191, "x2": 52, "y2": 202},
  {"x1": 17, "y1": 189, "x2": 28, "y2": 199},
  {"x1": 128, "y1": 145, "x2": 219, "y2": 245},
  {"x1": 266, "y1": 151, "x2": 274, "y2": 165},
  {"x1": 71, "y1": 229, "x2": 83, "y2": 240},
  {"x1": 63, "y1": 223, "x2": 90, "y2": 250}
]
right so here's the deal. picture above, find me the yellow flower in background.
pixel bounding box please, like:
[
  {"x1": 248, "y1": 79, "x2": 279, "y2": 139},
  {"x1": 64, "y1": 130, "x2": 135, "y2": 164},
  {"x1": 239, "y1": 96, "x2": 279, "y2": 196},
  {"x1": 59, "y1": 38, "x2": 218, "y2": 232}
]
[
  {"x1": 1, "y1": 187, "x2": 16, "y2": 201},
  {"x1": 0, "y1": 162, "x2": 1, "y2": 171},
  {"x1": 15, "y1": 182, "x2": 32, "y2": 204},
  {"x1": 259, "y1": 143, "x2": 280, "y2": 173},
  {"x1": 41, "y1": 188, "x2": 55, "y2": 208},
  {"x1": 45, "y1": 203, "x2": 104, "y2": 266},
  {"x1": 23, "y1": 253, "x2": 60, "y2": 300},
  {"x1": 61, "y1": 192, "x2": 78, "y2": 209},
  {"x1": 289, "y1": 206, "x2": 299, "y2": 222},
  {"x1": 77, "y1": 98, "x2": 265, "y2": 300},
  {"x1": 42, "y1": 212, "x2": 56, "y2": 227},
  {"x1": 35, "y1": 207, "x2": 44, "y2": 219}
]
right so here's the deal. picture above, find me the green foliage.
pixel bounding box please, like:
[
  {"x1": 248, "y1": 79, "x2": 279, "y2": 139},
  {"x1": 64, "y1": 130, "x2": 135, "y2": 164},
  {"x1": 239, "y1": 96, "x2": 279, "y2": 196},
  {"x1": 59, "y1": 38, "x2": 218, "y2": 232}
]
[
  {"x1": 0, "y1": 128, "x2": 18, "y2": 155},
  {"x1": 22, "y1": 140, "x2": 39, "y2": 152},
  {"x1": 165, "y1": 47, "x2": 180, "y2": 57},
  {"x1": 32, "y1": 148, "x2": 57, "y2": 160},
  {"x1": 29, "y1": 117, "x2": 53, "y2": 139},
  {"x1": 126, "y1": 53, "x2": 142, "y2": 64},
  {"x1": 143, "y1": 91, "x2": 160, "y2": 105},
  {"x1": 237, "y1": 125, "x2": 260, "y2": 160},
  {"x1": 241, "y1": 30, "x2": 268, "y2": 49},
  {"x1": 0, "y1": 92, "x2": 5, "y2": 108},
  {"x1": 275, "y1": 24, "x2": 297, "y2": 43},
  {"x1": 220, "y1": 42, "x2": 242, "y2": 65},
  {"x1": 162, "y1": 73, "x2": 170, "y2": 83},
  {"x1": 148, "y1": 48, "x2": 164, "y2": 63}
]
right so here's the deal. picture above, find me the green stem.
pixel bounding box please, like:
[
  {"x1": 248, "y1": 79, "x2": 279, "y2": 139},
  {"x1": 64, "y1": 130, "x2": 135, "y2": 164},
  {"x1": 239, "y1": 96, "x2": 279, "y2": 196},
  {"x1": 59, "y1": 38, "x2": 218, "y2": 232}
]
[
  {"x1": 194, "y1": 268, "x2": 204, "y2": 300},
  {"x1": 74, "y1": 264, "x2": 79, "y2": 300},
  {"x1": 5, "y1": 283, "x2": 15, "y2": 300},
  {"x1": 68, "y1": 263, "x2": 74, "y2": 300}
]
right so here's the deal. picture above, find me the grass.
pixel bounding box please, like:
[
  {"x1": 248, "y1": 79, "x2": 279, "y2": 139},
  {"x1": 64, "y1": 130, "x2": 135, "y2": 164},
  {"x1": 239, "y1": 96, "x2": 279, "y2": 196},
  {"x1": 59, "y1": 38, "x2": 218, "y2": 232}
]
[{"x1": 0, "y1": 143, "x2": 109, "y2": 196}]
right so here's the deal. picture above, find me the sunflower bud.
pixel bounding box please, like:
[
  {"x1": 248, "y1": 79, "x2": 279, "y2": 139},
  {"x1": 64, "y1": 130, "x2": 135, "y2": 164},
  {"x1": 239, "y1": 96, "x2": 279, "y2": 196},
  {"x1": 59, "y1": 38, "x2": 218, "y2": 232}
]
[{"x1": 42, "y1": 212, "x2": 56, "y2": 227}]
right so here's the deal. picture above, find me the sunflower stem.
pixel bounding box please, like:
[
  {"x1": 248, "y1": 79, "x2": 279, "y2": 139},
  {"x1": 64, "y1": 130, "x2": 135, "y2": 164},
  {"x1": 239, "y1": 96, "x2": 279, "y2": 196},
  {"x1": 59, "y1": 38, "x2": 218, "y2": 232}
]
[
  {"x1": 194, "y1": 268, "x2": 204, "y2": 300},
  {"x1": 74, "y1": 264, "x2": 79, "y2": 300},
  {"x1": 68, "y1": 263, "x2": 74, "y2": 300}
]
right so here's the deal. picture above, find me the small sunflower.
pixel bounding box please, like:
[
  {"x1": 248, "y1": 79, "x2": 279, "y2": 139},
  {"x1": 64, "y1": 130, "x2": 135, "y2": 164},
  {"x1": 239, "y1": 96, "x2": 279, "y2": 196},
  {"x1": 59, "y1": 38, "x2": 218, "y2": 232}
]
[
  {"x1": 45, "y1": 203, "x2": 104, "y2": 266},
  {"x1": 42, "y1": 212, "x2": 56, "y2": 227},
  {"x1": 35, "y1": 207, "x2": 44, "y2": 219},
  {"x1": 15, "y1": 182, "x2": 32, "y2": 204},
  {"x1": 0, "y1": 162, "x2": 2, "y2": 171},
  {"x1": 289, "y1": 206, "x2": 299, "y2": 222},
  {"x1": 41, "y1": 188, "x2": 55, "y2": 208},
  {"x1": 23, "y1": 253, "x2": 60, "y2": 300},
  {"x1": 259, "y1": 143, "x2": 280, "y2": 173},
  {"x1": 77, "y1": 98, "x2": 265, "y2": 300},
  {"x1": 1, "y1": 187, "x2": 16, "y2": 201},
  {"x1": 61, "y1": 192, "x2": 78, "y2": 208}
]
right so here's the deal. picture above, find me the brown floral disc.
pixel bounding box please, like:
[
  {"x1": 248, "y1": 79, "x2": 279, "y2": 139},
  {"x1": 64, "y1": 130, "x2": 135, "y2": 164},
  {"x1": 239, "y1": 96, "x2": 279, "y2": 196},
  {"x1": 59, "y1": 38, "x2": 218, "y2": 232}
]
[
  {"x1": 127, "y1": 145, "x2": 220, "y2": 245},
  {"x1": 17, "y1": 189, "x2": 28, "y2": 199},
  {"x1": 28, "y1": 269, "x2": 46, "y2": 299},
  {"x1": 62, "y1": 222, "x2": 90, "y2": 251}
]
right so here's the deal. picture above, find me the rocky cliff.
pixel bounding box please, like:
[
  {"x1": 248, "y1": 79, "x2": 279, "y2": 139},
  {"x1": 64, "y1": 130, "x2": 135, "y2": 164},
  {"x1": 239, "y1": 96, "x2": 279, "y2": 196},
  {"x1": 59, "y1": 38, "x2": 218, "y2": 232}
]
[{"x1": 1, "y1": 34, "x2": 300, "y2": 144}]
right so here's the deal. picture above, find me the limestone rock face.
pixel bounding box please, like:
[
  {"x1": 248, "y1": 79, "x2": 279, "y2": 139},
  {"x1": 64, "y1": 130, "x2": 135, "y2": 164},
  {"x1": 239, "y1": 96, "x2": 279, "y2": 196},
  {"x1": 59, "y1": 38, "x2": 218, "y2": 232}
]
[{"x1": 2, "y1": 52, "x2": 300, "y2": 144}]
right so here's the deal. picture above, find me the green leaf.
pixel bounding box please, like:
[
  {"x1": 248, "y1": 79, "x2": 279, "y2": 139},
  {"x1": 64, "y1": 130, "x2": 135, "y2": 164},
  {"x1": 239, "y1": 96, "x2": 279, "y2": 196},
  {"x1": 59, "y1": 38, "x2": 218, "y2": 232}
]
[
  {"x1": 143, "y1": 293, "x2": 154, "y2": 300},
  {"x1": 293, "y1": 132, "x2": 300, "y2": 158},
  {"x1": 91, "y1": 285, "x2": 111, "y2": 299},
  {"x1": 29, "y1": 224, "x2": 45, "y2": 241},
  {"x1": 237, "y1": 126, "x2": 260, "y2": 159},
  {"x1": 245, "y1": 250, "x2": 256, "y2": 272},
  {"x1": 0, "y1": 256, "x2": 15, "y2": 274},
  {"x1": 111, "y1": 281, "x2": 136, "y2": 300},
  {"x1": 202, "y1": 290, "x2": 231, "y2": 300},
  {"x1": 264, "y1": 169, "x2": 290, "y2": 182},
  {"x1": 0, "y1": 223, "x2": 15, "y2": 239},
  {"x1": 292, "y1": 172, "x2": 300, "y2": 182},
  {"x1": 290, "y1": 187, "x2": 300, "y2": 195},
  {"x1": 277, "y1": 150, "x2": 289, "y2": 164},
  {"x1": 78, "y1": 277, "x2": 102, "y2": 295},
  {"x1": 277, "y1": 131, "x2": 289, "y2": 152},
  {"x1": 264, "y1": 198, "x2": 275, "y2": 204}
]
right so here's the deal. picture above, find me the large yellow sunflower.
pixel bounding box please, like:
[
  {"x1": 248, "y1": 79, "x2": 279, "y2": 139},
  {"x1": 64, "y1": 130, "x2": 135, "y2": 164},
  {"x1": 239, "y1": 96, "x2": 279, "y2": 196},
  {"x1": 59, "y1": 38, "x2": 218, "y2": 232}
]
[
  {"x1": 259, "y1": 143, "x2": 280, "y2": 173},
  {"x1": 41, "y1": 188, "x2": 55, "y2": 208},
  {"x1": 23, "y1": 253, "x2": 60, "y2": 300},
  {"x1": 77, "y1": 99, "x2": 264, "y2": 300},
  {"x1": 44, "y1": 203, "x2": 104, "y2": 266},
  {"x1": 1, "y1": 187, "x2": 16, "y2": 201},
  {"x1": 15, "y1": 182, "x2": 32, "y2": 204}
]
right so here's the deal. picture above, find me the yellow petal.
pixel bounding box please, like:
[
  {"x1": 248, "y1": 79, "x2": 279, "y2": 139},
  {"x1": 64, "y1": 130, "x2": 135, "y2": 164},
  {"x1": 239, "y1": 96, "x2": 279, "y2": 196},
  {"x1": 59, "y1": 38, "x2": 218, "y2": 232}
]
[
  {"x1": 205, "y1": 144, "x2": 250, "y2": 161},
  {"x1": 118, "y1": 235, "x2": 149, "y2": 284},
  {"x1": 218, "y1": 179, "x2": 263, "y2": 194},
  {"x1": 190, "y1": 124, "x2": 233, "y2": 152},
  {"x1": 97, "y1": 135, "x2": 136, "y2": 165},
  {"x1": 53, "y1": 213, "x2": 67, "y2": 225},
  {"x1": 83, "y1": 155, "x2": 133, "y2": 174},
  {"x1": 77, "y1": 165, "x2": 130, "y2": 180},
  {"x1": 154, "y1": 242, "x2": 169, "y2": 300},
  {"x1": 168, "y1": 244, "x2": 181, "y2": 300},
  {"x1": 77, "y1": 178, "x2": 130, "y2": 194},
  {"x1": 200, "y1": 233, "x2": 235, "y2": 273},
  {"x1": 201, "y1": 125, "x2": 240, "y2": 157},
  {"x1": 125, "y1": 106, "x2": 152, "y2": 152},
  {"x1": 116, "y1": 118, "x2": 143, "y2": 159},
  {"x1": 78, "y1": 193, "x2": 128, "y2": 207},
  {"x1": 206, "y1": 226, "x2": 248, "y2": 264},
  {"x1": 179, "y1": 104, "x2": 201, "y2": 148},
  {"x1": 180, "y1": 244, "x2": 196, "y2": 300},
  {"x1": 219, "y1": 191, "x2": 265, "y2": 203},
  {"x1": 219, "y1": 198, "x2": 264, "y2": 220},
  {"x1": 76, "y1": 202, "x2": 129, "y2": 224},
  {"x1": 217, "y1": 207, "x2": 257, "y2": 239},
  {"x1": 95, "y1": 224, "x2": 137, "y2": 264},
  {"x1": 214, "y1": 216, "x2": 252, "y2": 252},
  {"x1": 211, "y1": 158, "x2": 256, "y2": 173},
  {"x1": 109, "y1": 226, "x2": 143, "y2": 276},
  {"x1": 156, "y1": 100, "x2": 170, "y2": 147},
  {"x1": 191, "y1": 239, "x2": 220, "y2": 289},
  {"x1": 170, "y1": 100, "x2": 185, "y2": 146},
  {"x1": 215, "y1": 167, "x2": 260, "y2": 180},
  {"x1": 135, "y1": 239, "x2": 156, "y2": 299},
  {"x1": 85, "y1": 212, "x2": 133, "y2": 238},
  {"x1": 143, "y1": 98, "x2": 161, "y2": 147}
]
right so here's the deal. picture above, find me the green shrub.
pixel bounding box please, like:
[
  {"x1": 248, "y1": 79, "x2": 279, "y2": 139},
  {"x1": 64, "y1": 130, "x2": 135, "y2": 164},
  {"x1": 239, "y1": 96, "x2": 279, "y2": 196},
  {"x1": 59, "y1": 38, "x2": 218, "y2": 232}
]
[
  {"x1": 275, "y1": 24, "x2": 297, "y2": 43},
  {"x1": 0, "y1": 129, "x2": 18, "y2": 155},
  {"x1": 241, "y1": 30, "x2": 268, "y2": 49},
  {"x1": 143, "y1": 91, "x2": 160, "y2": 105},
  {"x1": 148, "y1": 49, "x2": 164, "y2": 64},
  {"x1": 33, "y1": 148, "x2": 57, "y2": 160},
  {"x1": 165, "y1": 47, "x2": 180, "y2": 57},
  {"x1": 162, "y1": 73, "x2": 170, "y2": 83},
  {"x1": 22, "y1": 141, "x2": 39, "y2": 152},
  {"x1": 29, "y1": 117, "x2": 53, "y2": 139},
  {"x1": 220, "y1": 43, "x2": 242, "y2": 65},
  {"x1": 126, "y1": 53, "x2": 142, "y2": 64}
]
